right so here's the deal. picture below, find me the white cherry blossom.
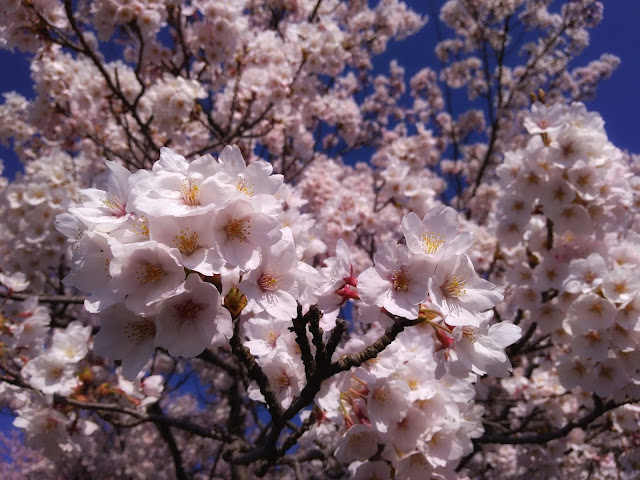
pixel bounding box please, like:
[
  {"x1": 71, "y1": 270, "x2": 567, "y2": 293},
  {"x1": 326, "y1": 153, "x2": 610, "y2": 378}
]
[
  {"x1": 154, "y1": 273, "x2": 232, "y2": 357},
  {"x1": 211, "y1": 198, "x2": 281, "y2": 270},
  {"x1": 93, "y1": 303, "x2": 157, "y2": 380},
  {"x1": 358, "y1": 241, "x2": 430, "y2": 319},
  {"x1": 239, "y1": 239, "x2": 302, "y2": 321},
  {"x1": 401, "y1": 205, "x2": 474, "y2": 261},
  {"x1": 429, "y1": 254, "x2": 503, "y2": 326},
  {"x1": 108, "y1": 240, "x2": 185, "y2": 315}
]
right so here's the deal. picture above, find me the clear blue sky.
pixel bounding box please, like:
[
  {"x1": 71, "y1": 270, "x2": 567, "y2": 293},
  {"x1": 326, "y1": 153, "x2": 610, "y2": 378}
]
[{"x1": 1, "y1": 1, "x2": 639, "y2": 179}]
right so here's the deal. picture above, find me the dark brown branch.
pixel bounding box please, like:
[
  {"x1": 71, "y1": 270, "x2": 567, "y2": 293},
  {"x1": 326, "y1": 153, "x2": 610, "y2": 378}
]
[
  {"x1": 306, "y1": 305, "x2": 326, "y2": 365},
  {"x1": 52, "y1": 395, "x2": 229, "y2": 441},
  {"x1": 325, "y1": 319, "x2": 347, "y2": 360},
  {"x1": 232, "y1": 312, "x2": 418, "y2": 473},
  {"x1": 0, "y1": 290, "x2": 85, "y2": 304},
  {"x1": 308, "y1": 0, "x2": 323, "y2": 22},
  {"x1": 148, "y1": 402, "x2": 188, "y2": 480},
  {"x1": 291, "y1": 304, "x2": 316, "y2": 381},
  {"x1": 197, "y1": 348, "x2": 239, "y2": 375},
  {"x1": 329, "y1": 316, "x2": 419, "y2": 374},
  {"x1": 546, "y1": 218, "x2": 554, "y2": 251},
  {"x1": 229, "y1": 321, "x2": 285, "y2": 422},
  {"x1": 476, "y1": 395, "x2": 623, "y2": 445},
  {"x1": 506, "y1": 321, "x2": 537, "y2": 357}
]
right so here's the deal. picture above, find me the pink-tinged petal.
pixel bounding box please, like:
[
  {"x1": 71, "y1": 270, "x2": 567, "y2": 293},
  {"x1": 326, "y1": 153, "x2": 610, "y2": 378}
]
[
  {"x1": 358, "y1": 267, "x2": 390, "y2": 307},
  {"x1": 248, "y1": 213, "x2": 281, "y2": 245},
  {"x1": 264, "y1": 289, "x2": 298, "y2": 320},
  {"x1": 444, "y1": 307, "x2": 481, "y2": 327},
  {"x1": 401, "y1": 211, "x2": 423, "y2": 251},
  {"x1": 154, "y1": 274, "x2": 222, "y2": 358},
  {"x1": 154, "y1": 147, "x2": 189, "y2": 173},
  {"x1": 105, "y1": 160, "x2": 132, "y2": 200},
  {"x1": 199, "y1": 174, "x2": 237, "y2": 206},
  {"x1": 459, "y1": 277, "x2": 504, "y2": 312},
  {"x1": 372, "y1": 241, "x2": 396, "y2": 273},
  {"x1": 223, "y1": 237, "x2": 260, "y2": 270},
  {"x1": 187, "y1": 153, "x2": 220, "y2": 179},
  {"x1": 218, "y1": 144, "x2": 246, "y2": 173},
  {"x1": 383, "y1": 293, "x2": 419, "y2": 319},
  {"x1": 94, "y1": 303, "x2": 156, "y2": 380},
  {"x1": 211, "y1": 308, "x2": 233, "y2": 347},
  {"x1": 183, "y1": 248, "x2": 225, "y2": 276},
  {"x1": 444, "y1": 231, "x2": 475, "y2": 256},
  {"x1": 487, "y1": 322, "x2": 522, "y2": 349},
  {"x1": 334, "y1": 424, "x2": 380, "y2": 463}
]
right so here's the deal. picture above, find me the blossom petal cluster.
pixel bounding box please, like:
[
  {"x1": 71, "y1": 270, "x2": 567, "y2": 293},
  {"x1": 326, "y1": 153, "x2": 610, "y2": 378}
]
[{"x1": 495, "y1": 102, "x2": 640, "y2": 400}]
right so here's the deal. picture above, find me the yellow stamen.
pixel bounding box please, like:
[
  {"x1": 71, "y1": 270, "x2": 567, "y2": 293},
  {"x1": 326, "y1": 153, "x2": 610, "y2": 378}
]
[
  {"x1": 174, "y1": 300, "x2": 202, "y2": 321},
  {"x1": 421, "y1": 232, "x2": 445, "y2": 254},
  {"x1": 173, "y1": 228, "x2": 200, "y2": 254},
  {"x1": 391, "y1": 268, "x2": 411, "y2": 291},
  {"x1": 236, "y1": 178, "x2": 255, "y2": 197},
  {"x1": 276, "y1": 374, "x2": 290, "y2": 387},
  {"x1": 443, "y1": 276, "x2": 467, "y2": 298},
  {"x1": 224, "y1": 218, "x2": 250, "y2": 242},
  {"x1": 258, "y1": 271, "x2": 282, "y2": 291},
  {"x1": 181, "y1": 179, "x2": 200, "y2": 207},
  {"x1": 101, "y1": 194, "x2": 126, "y2": 217},
  {"x1": 136, "y1": 262, "x2": 166, "y2": 285}
]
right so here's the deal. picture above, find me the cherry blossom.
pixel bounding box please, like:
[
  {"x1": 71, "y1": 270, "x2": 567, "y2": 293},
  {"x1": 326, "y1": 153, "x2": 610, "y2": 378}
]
[
  {"x1": 358, "y1": 241, "x2": 430, "y2": 319},
  {"x1": 154, "y1": 273, "x2": 232, "y2": 357}
]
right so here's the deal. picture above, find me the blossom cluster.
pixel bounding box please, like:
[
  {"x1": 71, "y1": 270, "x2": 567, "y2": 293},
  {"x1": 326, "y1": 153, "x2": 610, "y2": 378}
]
[
  {"x1": 0, "y1": 290, "x2": 166, "y2": 458},
  {"x1": 0, "y1": 149, "x2": 81, "y2": 290},
  {"x1": 53, "y1": 143, "x2": 522, "y2": 476},
  {"x1": 494, "y1": 101, "x2": 640, "y2": 400}
]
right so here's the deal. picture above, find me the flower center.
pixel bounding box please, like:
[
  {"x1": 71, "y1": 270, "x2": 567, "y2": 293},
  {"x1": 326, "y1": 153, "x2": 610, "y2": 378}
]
[
  {"x1": 181, "y1": 179, "x2": 200, "y2": 207},
  {"x1": 276, "y1": 373, "x2": 290, "y2": 387},
  {"x1": 124, "y1": 320, "x2": 156, "y2": 344},
  {"x1": 48, "y1": 366, "x2": 63, "y2": 379},
  {"x1": 137, "y1": 262, "x2": 166, "y2": 285},
  {"x1": 421, "y1": 232, "x2": 445, "y2": 254},
  {"x1": 174, "y1": 300, "x2": 202, "y2": 321},
  {"x1": 443, "y1": 276, "x2": 467, "y2": 298},
  {"x1": 589, "y1": 302, "x2": 603, "y2": 315},
  {"x1": 173, "y1": 228, "x2": 200, "y2": 254},
  {"x1": 391, "y1": 268, "x2": 411, "y2": 291},
  {"x1": 236, "y1": 178, "x2": 254, "y2": 197},
  {"x1": 561, "y1": 142, "x2": 574, "y2": 157},
  {"x1": 224, "y1": 218, "x2": 250, "y2": 242},
  {"x1": 614, "y1": 282, "x2": 627, "y2": 294},
  {"x1": 133, "y1": 216, "x2": 150, "y2": 238},
  {"x1": 124, "y1": 318, "x2": 156, "y2": 345},
  {"x1": 462, "y1": 326, "x2": 477, "y2": 343},
  {"x1": 258, "y1": 271, "x2": 282, "y2": 292},
  {"x1": 372, "y1": 387, "x2": 390, "y2": 404},
  {"x1": 44, "y1": 417, "x2": 59, "y2": 432},
  {"x1": 101, "y1": 194, "x2": 127, "y2": 217}
]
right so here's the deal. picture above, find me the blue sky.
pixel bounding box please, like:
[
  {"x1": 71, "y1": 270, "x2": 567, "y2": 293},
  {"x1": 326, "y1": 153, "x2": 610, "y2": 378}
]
[{"x1": 1, "y1": 1, "x2": 639, "y2": 177}]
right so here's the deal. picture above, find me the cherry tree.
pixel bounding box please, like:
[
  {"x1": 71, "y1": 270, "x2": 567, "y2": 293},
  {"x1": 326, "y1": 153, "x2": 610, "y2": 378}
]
[{"x1": 1, "y1": 1, "x2": 637, "y2": 479}]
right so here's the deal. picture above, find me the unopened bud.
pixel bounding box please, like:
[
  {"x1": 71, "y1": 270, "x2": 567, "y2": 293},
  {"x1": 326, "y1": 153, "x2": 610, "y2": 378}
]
[
  {"x1": 418, "y1": 305, "x2": 441, "y2": 322},
  {"x1": 538, "y1": 88, "x2": 546, "y2": 104},
  {"x1": 224, "y1": 286, "x2": 247, "y2": 319},
  {"x1": 435, "y1": 328, "x2": 454, "y2": 350},
  {"x1": 78, "y1": 367, "x2": 94, "y2": 385}
]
